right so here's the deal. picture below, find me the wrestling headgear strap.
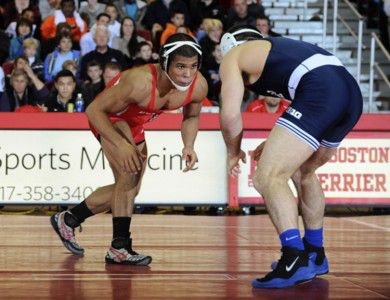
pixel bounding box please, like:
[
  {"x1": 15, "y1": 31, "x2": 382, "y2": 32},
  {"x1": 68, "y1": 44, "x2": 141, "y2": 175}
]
[
  {"x1": 161, "y1": 41, "x2": 202, "y2": 91},
  {"x1": 161, "y1": 41, "x2": 202, "y2": 71},
  {"x1": 220, "y1": 28, "x2": 263, "y2": 56}
]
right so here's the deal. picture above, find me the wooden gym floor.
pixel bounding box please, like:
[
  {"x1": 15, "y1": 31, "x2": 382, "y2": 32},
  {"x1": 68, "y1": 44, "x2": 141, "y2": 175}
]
[{"x1": 0, "y1": 213, "x2": 388, "y2": 299}]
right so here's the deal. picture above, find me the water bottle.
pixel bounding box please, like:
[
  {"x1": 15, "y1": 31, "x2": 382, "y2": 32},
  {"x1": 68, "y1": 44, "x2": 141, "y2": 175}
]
[{"x1": 75, "y1": 93, "x2": 85, "y2": 112}]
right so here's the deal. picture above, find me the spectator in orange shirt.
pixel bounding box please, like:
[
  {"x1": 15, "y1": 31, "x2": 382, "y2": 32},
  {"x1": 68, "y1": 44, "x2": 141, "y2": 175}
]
[
  {"x1": 160, "y1": 10, "x2": 195, "y2": 45},
  {"x1": 246, "y1": 96, "x2": 290, "y2": 113},
  {"x1": 40, "y1": 0, "x2": 87, "y2": 43}
]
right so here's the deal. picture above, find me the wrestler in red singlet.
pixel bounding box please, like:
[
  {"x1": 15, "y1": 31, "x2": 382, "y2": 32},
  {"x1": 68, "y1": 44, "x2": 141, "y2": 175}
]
[
  {"x1": 51, "y1": 33, "x2": 208, "y2": 266},
  {"x1": 90, "y1": 64, "x2": 197, "y2": 144}
]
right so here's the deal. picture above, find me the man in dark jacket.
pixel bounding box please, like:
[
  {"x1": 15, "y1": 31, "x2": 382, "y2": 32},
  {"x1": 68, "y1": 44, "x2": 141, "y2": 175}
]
[
  {"x1": 0, "y1": 65, "x2": 48, "y2": 111},
  {"x1": 45, "y1": 70, "x2": 77, "y2": 112},
  {"x1": 142, "y1": 0, "x2": 190, "y2": 30}
]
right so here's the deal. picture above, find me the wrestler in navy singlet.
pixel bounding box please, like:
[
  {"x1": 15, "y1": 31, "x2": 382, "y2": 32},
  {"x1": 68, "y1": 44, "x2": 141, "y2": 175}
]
[{"x1": 246, "y1": 37, "x2": 363, "y2": 150}]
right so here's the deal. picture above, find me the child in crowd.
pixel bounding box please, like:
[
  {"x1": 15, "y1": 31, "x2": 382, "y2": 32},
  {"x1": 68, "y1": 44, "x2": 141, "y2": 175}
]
[
  {"x1": 6, "y1": 7, "x2": 38, "y2": 38},
  {"x1": 132, "y1": 41, "x2": 158, "y2": 66},
  {"x1": 62, "y1": 59, "x2": 78, "y2": 78},
  {"x1": 22, "y1": 38, "x2": 44, "y2": 80},
  {"x1": 85, "y1": 60, "x2": 103, "y2": 85},
  {"x1": 44, "y1": 33, "x2": 80, "y2": 82},
  {"x1": 160, "y1": 10, "x2": 195, "y2": 45},
  {"x1": 9, "y1": 18, "x2": 33, "y2": 60},
  {"x1": 81, "y1": 60, "x2": 104, "y2": 106}
]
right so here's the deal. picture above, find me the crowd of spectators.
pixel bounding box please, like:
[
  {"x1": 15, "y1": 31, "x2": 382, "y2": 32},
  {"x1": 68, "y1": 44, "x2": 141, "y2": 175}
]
[{"x1": 0, "y1": 0, "x2": 289, "y2": 114}]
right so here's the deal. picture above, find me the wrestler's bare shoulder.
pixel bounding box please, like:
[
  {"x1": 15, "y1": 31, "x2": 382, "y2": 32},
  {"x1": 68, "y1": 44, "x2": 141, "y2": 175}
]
[
  {"x1": 120, "y1": 65, "x2": 154, "y2": 95},
  {"x1": 192, "y1": 72, "x2": 208, "y2": 102},
  {"x1": 121, "y1": 65, "x2": 153, "y2": 82}
]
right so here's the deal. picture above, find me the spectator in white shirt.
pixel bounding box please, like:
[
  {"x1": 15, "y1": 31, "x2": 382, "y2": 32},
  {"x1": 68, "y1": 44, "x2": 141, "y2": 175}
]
[
  {"x1": 105, "y1": 3, "x2": 121, "y2": 40},
  {"x1": 80, "y1": 13, "x2": 112, "y2": 56}
]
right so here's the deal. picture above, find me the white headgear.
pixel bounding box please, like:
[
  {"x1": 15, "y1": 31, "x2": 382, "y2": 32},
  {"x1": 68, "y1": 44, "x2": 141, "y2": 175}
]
[
  {"x1": 161, "y1": 40, "x2": 202, "y2": 91},
  {"x1": 161, "y1": 41, "x2": 202, "y2": 71},
  {"x1": 220, "y1": 28, "x2": 263, "y2": 56}
]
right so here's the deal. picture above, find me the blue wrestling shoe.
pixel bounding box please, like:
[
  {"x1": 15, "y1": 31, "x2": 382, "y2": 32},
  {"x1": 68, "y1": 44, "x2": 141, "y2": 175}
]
[
  {"x1": 252, "y1": 246, "x2": 316, "y2": 289},
  {"x1": 270, "y1": 239, "x2": 329, "y2": 276},
  {"x1": 303, "y1": 239, "x2": 329, "y2": 275}
]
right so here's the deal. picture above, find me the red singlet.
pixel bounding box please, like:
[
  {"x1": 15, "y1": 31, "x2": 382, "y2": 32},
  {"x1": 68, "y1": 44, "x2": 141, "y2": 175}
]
[{"x1": 90, "y1": 64, "x2": 197, "y2": 144}]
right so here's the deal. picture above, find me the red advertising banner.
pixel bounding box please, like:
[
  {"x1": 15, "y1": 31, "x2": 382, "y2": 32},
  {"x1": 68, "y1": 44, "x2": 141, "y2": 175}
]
[{"x1": 239, "y1": 131, "x2": 390, "y2": 205}]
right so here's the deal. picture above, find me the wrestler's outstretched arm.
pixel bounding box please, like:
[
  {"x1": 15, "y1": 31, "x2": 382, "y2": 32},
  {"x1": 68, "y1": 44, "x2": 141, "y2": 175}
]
[
  {"x1": 219, "y1": 53, "x2": 246, "y2": 176},
  {"x1": 180, "y1": 75, "x2": 208, "y2": 172}
]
